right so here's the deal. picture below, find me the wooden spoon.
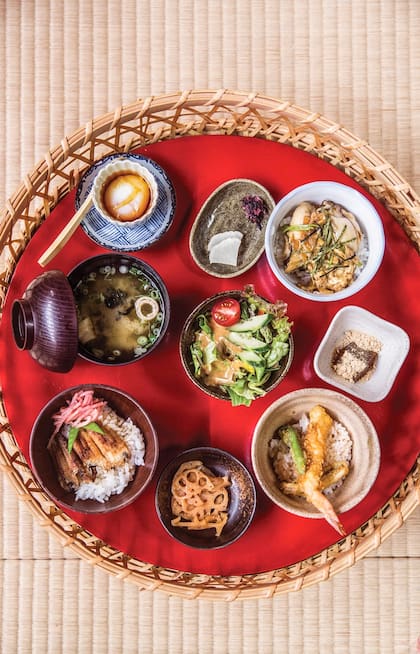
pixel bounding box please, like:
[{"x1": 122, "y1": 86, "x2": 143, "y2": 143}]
[{"x1": 37, "y1": 193, "x2": 93, "y2": 267}]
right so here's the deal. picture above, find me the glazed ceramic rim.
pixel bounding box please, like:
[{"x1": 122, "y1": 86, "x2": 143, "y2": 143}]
[
  {"x1": 92, "y1": 159, "x2": 159, "y2": 226},
  {"x1": 189, "y1": 178, "x2": 275, "y2": 278},
  {"x1": 313, "y1": 305, "x2": 411, "y2": 402},
  {"x1": 29, "y1": 383, "x2": 159, "y2": 514}
]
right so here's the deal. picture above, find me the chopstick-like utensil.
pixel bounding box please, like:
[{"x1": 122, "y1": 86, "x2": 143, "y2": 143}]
[{"x1": 37, "y1": 193, "x2": 93, "y2": 267}]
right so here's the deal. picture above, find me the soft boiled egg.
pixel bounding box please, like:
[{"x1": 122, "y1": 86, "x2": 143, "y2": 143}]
[{"x1": 103, "y1": 173, "x2": 151, "y2": 222}]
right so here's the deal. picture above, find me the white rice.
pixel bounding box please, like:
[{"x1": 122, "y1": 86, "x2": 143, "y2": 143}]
[
  {"x1": 75, "y1": 406, "x2": 145, "y2": 503},
  {"x1": 269, "y1": 413, "x2": 352, "y2": 495}
]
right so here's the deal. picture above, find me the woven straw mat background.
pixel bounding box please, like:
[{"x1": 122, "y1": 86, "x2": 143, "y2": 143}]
[{"x1": 0, "y1": 1, "x2": 419, "y2": 653}]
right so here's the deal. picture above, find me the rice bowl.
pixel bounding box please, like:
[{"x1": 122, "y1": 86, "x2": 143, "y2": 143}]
[
  {"x1": 264, "y1": 182, "x2": 385, "y2": 302},
  {"x1": 30, "y1": 384, "x2": 159, "y2": 514},
  {"x1": 251, "y1": 388, "x2": 381, "y2": 523}
]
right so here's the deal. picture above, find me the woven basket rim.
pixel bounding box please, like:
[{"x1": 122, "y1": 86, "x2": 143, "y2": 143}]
[{"x1": 0, "y1": 89, "x2": 419, "y2": 600}]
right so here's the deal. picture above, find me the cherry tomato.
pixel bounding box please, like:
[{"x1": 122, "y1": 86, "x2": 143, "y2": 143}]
[{"x1": 211, "y1": 298, "x2": 241, "y2": 326}]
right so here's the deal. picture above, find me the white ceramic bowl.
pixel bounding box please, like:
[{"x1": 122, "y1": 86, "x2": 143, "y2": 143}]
[
  {"x1": 314, "y1": 305, "x2": 410, "y2": 402},
  {"x1": 251, "y1": 388, "x2": 381, "y2": 522},
  {"x1": 264, "y1": 181, "x2": 385, "y2": 302},
  {"x1": 92, "y1": 159, "x2": 158, "y2": 226}
]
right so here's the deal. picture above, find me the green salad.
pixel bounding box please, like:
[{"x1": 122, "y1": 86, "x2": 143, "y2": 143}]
[{"x1": 190, "y1": 286, "x2": 292, "y2": 407}]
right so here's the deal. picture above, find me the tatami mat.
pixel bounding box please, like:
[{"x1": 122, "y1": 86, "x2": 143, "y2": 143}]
[
  {"x1": 0, "y1": 1, "x2": 419, "y2": 653},
  {"x1": 0, "y1": 552, "x2": 419, "y2": 653}
]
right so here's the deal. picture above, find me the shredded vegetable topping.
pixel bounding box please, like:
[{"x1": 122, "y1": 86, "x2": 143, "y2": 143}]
[{"x1": 51, "y1": 390, "x2": 107, "y2": 437}]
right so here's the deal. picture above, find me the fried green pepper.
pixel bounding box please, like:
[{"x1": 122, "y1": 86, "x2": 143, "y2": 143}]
[{"x1": 280, "y1": 425, "x2": 306, "y2": 475}]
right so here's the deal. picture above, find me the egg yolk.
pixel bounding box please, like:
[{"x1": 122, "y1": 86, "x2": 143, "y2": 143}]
[{"x1": 103, "y1": 173, "x2": 151, "y2": 221}]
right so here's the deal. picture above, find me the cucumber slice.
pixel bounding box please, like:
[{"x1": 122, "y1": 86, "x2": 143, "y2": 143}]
[
  {"x1": 228, "y1": 332, "x2": 268, "y2": 350},
  {"x1": 238, "y1": 349, "x2": 263, "y2": 364},
  {"x1": 228, "y1": 313, "x2": 271, "y2": 333}
]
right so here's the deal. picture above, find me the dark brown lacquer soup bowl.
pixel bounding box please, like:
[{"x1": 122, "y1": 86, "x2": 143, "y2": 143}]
[
  {"x1": 12, "y1": 270, "x2": 78, "y2": 373},
  {"x1": 11, "y1": 254, "x2": 170, "y2": 372}
]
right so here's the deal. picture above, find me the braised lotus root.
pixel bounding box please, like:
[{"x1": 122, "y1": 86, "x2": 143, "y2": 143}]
[{"x1": 170, "y1": 460, "x2": 230, "y2": 536}]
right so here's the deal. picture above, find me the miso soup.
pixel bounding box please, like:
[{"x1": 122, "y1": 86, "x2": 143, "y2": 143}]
[{"x1": 73, "y1": 262, "x2": 166, "y2": 364}]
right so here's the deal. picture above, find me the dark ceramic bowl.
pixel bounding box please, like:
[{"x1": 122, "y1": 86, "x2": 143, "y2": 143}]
[
  {"x1": 155, "y1": 447, "x2": 256, "y2": 549},
  {"x1": 12, "y1": 254, "x2": 170, "y2": 371},
  {"x1": 30, "y1": 384, "x2": 159, "y2": 514},
  {"x1": 67, "y1": 254, "x2": 170, "y2": 366},
  {"x1": 12, "y1": 270, "x2": 78, "y2": 373},
  {"x1": 179, "y1": 290, "x2": 294, "y2": 402}
]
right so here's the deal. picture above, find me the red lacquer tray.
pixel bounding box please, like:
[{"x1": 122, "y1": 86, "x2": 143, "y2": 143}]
[{"x1": 0, "y1": 92, "x2": 419, "y2": 599}]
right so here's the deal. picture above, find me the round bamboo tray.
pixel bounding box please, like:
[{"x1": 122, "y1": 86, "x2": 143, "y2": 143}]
[{"x1": 0, "y1": 90, "x2": 419, "y2": 600}]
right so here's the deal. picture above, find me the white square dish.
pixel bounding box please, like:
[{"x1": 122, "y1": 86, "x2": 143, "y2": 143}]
[{"x1": 314, "y1": 306, "x2": 410, "y2": 402}]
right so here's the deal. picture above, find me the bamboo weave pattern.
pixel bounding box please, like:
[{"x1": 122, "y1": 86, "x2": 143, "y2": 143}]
[{"x1": 0, "y1": 90, "x2": 419, "y2": 599}]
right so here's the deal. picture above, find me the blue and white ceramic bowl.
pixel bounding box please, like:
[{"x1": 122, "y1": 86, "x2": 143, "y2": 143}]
[{"x1": 76, "y1": 153, "x2": 176, "y2": 252}]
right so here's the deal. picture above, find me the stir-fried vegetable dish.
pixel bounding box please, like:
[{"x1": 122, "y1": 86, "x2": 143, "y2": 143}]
[
  {"x1": 279, "y1": 200, "x2": 364, "y2": 293},
  {"x1": 190, "y1": 286, "x2": 292, "y2": 406}
]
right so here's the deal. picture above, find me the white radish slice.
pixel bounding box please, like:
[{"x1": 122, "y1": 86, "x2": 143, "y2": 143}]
[
  {"x1": 208, "y1": 230, "x2": 243, "y2": 251},
  {"x1": 209, "y1": 236, "x2": 243, "y2": 266}
]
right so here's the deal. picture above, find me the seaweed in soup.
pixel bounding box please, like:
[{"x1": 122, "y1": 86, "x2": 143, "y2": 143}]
[{"x1": 74, "y1": 264, "x2": 164, "y2": 363}]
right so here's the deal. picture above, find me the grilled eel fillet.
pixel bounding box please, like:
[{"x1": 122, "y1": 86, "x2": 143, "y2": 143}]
[
  {"x1": 49, "y1": 423, "x2": 130, "y2": 491},
  {"x1": 84, "y1": 421, "x2": 130, "y2": 468},
  {"x1": 49, "y1": 433, "x2": 92, "y2": 491}
]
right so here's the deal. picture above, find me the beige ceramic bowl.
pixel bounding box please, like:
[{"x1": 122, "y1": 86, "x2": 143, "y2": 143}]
[
  {"x1": 92, "y1": 159, "x2": 158, "y2": 226},
  {"x1": 251, "y1": 388, "x2": 380, "y2": 520}
]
